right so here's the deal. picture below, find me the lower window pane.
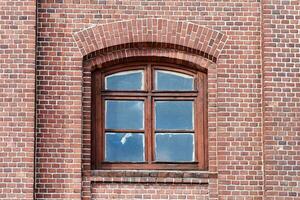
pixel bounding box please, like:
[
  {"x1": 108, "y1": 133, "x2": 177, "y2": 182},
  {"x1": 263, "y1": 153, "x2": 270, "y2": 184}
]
[
  {"x1": 105, "y1": 132, "x2": 145, "y2": 162},
  {"x1": 155, "y1": 133, "x2": 194, "y2": 162}
]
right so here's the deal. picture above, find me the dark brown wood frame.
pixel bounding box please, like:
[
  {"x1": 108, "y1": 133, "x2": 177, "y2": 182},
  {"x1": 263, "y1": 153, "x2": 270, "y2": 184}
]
[{"x1": 92, "y1": 62, "x2": 208, "y2": 170}]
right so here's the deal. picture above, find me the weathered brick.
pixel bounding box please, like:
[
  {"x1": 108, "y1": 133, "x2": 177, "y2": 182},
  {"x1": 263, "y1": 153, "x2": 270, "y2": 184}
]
[
  {"x1": 1, "y1": 0, "x2": 299, "y2": 199},
  {"x1": 0, "y1": 1, "x2": 36, "y2": 200}
]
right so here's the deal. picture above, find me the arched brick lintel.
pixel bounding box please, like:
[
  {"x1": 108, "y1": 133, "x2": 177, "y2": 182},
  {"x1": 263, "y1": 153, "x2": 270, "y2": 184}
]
[
  {"x1": 83, "y1": 48, "x2": 216, "y2": 73},
  {"x1": 73, "y1": 18, "x2": 228, "y2": 62}
]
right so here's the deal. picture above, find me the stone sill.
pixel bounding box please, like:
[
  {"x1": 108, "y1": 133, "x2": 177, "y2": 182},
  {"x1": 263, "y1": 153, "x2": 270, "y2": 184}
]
[{"x1": 90, "y1": 170, "x2": 217, "y2": 184}]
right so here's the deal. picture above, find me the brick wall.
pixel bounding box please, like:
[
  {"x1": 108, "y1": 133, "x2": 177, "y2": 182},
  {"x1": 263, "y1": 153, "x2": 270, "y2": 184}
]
[
  {"x1": 35, "y1": 0, "x2": 263, "y2": 199},
  {"x1": 35, "y1": 1, "x2": 264, "y2": 199},
  {"x1": 216, "y1": 1, "x2": 264, "y2": 198},
  {"x1": 91, "y1": 183, "x2": 209, "y2": 199},
  {"x1": 0, "y1": 0, "x2": 299, "y2": 199},
  {"x1": 263, "y1": 0, "x2": 300, "y2": 199},
  {"x1": 35, "y1": 1, "x2": 82, "y2": 199},
  {"x1": 0, "y1": 0, "x2": 36, "y2": 199}
]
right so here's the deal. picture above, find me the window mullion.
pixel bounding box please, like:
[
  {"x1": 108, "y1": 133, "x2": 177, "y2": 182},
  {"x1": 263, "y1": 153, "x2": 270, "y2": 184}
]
[
  {"x1": 145, "y1": 64, "x2": 153, "y2": 163},
  {"x1": 145, "y1": 95, "x2": 152, "y2": 163}
]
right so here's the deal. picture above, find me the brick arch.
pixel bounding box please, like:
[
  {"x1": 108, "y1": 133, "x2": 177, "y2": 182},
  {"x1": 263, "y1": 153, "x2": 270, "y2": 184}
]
[
  {"x1": 73, "y1": 18, "x2": 228, "y2": 62},
  {"x1": 83, "y1": 48, "x2": 215, "y2": 72}
]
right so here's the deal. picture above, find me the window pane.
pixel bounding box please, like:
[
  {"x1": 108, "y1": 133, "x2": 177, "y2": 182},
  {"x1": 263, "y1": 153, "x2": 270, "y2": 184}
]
[
  {"x1": 105, "y1": 70, "x2": 144, "y2": 90},
  {"x1": 155, "y1": 101, "x2": 194, "y2": 130},
  {"x1": 105, "y1": 100, "x2": 144, "y2": 130},
  {"x1": 105, "y1": 132, "x2": 144, "y2": 162},
  {"x1": 155, "y1": 133, "x2": 194, "y2": 162},
  {"x1": 155, "y1": 70, "x2": 194, "y2": 91}
]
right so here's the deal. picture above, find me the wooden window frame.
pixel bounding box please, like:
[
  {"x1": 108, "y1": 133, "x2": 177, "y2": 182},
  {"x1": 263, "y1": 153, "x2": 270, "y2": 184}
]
[{"x1": 92, "y1": 62, "x2": 208, "y2": 170}]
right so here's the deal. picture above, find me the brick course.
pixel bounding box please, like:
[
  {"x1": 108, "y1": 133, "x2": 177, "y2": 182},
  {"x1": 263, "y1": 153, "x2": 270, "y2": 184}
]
[
  {"x1": 0, "y1": 0, "x2": 36, "y2": 199},
  {"x1": 263, "y1": 1, "x2": 300, "y2": 199},
  {"x1": 0, "y1": 0, "x2": 299, "y2": 199},
  {"x1": 91, "y1": 183, "x2": 209, "y2": 199}
]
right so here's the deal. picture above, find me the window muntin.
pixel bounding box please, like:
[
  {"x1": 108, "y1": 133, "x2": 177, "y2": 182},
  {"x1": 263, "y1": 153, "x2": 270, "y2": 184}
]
[{"x1": 93, "y1": 63, "x2": 207, "y2": 170}]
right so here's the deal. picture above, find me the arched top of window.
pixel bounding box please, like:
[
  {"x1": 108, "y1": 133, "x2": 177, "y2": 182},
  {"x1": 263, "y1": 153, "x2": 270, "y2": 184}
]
[
  {"x1": 104, "y1": 68, "x2": 195, "y2": 92},
  {"x1": 105, "y1": 70, "x2": 145, "y2": 91},
  {"x1": 98, "y1": 62, "x2": 203, "y2": 91}
]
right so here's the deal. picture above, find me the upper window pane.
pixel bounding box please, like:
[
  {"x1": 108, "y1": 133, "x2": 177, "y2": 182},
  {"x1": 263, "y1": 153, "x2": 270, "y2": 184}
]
[
  {"x1": 155, "y1": 70, "x2": 194, "y2": 91},
  {"x1": 105, "y1": 70, "x2": 144, "y2": 90},
  {"x1": 105, "y1": 100, "x2": 144, "y2": 130}
]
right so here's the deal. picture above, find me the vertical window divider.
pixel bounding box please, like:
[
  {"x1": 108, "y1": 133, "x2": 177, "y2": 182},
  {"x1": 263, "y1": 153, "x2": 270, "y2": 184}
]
[{"x1": 146, "y1": 64, "x2": 153, "y2": 163}]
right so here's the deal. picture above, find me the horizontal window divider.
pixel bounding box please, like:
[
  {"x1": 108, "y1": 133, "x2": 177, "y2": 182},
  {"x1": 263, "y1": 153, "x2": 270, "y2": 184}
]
[
  {"x1": 152, "y1": 94, "x2": 197, "y2": 98},
  {"x1": 101, "y1": 90, "x2": 148, "y2": 93},
  {"x1": 102, "y1": 162, "x2": 147, "y2": 164},
  {"x1": 152, "y1": 90, "x2": 198, "y2": 93},
  {"x1": 152, "y1": 161, "x2": 199, "y2": 164},
  {"x1": 153, "y1": 97, "x2": 196, "y2": 100},
  {"x1": 103, "y1": 96, "x2": 146, "y2": 100},
  {"x1": 105, "y1": 129, "x2": 144, "y2": 133},
  {"x1": 155, "y1": 130, "x2": 194, "y2": 133},
  {"x1": 100, "y1": 92, "x2": 198, "y2": 97}
]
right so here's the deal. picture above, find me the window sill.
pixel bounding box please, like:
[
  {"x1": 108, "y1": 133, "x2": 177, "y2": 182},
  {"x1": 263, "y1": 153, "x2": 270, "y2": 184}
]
[{"x1": 90, "y1": 170, "x2": 217, "y2": 184}]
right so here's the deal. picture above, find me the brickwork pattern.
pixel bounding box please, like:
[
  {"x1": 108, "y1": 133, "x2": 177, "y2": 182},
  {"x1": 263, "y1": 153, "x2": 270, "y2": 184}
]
[
  {"x1": 263, "y1": 0, "x2": 300, "y2": 199},
  {"x1": 91, "y1": 183, "x2": 209, "y2": 199},
  {"x1": 0, "y1": 0, "x2": 36, "y2": 199},
  {"x1": 36, "y1": 0, "x2": 263, "y2": 199},
  {"x1": 0, "y1": 0, "x2": 298, "y2": 199},
  {"x1": 216, "y1": 1, "x2": 264, "y2": 199},
  {"x1": 35, "y1": 0, "x2": 82, "y2": 198},
  {"x1": 73, "y1": 18, "x2": 227, "y2": 60}
]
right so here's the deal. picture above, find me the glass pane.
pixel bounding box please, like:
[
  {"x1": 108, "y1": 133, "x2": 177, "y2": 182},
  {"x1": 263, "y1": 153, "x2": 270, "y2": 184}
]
[
  {"x1": 155, "y1": 70, "x2": 194, "y2": 91},
  {"x1": 105, "y1": 132, "x2": 145, "y2": 162},
  {"x1": 105, "y1": 70, "x2": 144, "y2": 90},
  {"x1": 155, "y1": 101, "x2": 194, "y2": 130},
  {"x1": 105, "y1": 100, "x2": 144, "y2": 130},
  {"x1": 155, "y1": 133, "x2": 194, "y2": 162}
]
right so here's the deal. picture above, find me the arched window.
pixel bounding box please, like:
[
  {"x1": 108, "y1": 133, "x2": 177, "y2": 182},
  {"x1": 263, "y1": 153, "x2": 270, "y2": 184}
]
[{"x1": 92, "y1": 62, "x2": 207, "y2": 170}]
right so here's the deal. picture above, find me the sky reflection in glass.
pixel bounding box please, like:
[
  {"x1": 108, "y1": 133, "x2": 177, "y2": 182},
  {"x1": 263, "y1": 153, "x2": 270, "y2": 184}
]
[
  {"x1": 155, "y1": 101, "x2": 194, "y2": 130},
  {"x1": 155, "y1": 70, "x2": 194, "y2": 91},
  {"x1": 105, "y1": 132, "x2": 144, "y2": 162},
  {"x1": 155, "y1": 133, "x2": 194, "y2": 162},
  {"x1": 105, "y1": 70, "x2": 144, "y2": 90},
  {"x1": 105, "y1": 100, "x2": 144, "y2": 130}
]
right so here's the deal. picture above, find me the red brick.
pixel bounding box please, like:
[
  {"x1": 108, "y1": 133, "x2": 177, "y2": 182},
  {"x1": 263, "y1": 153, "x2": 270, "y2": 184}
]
[{"x1": 1, "y1": 0, "x2": 299, "y2": 199}]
